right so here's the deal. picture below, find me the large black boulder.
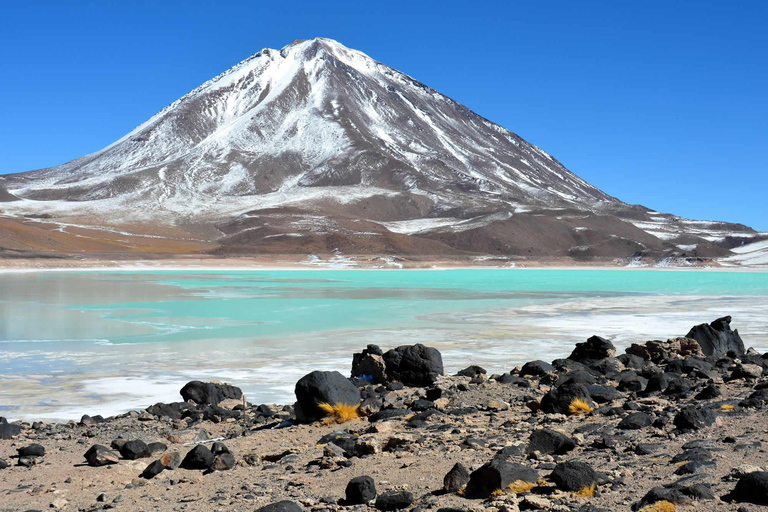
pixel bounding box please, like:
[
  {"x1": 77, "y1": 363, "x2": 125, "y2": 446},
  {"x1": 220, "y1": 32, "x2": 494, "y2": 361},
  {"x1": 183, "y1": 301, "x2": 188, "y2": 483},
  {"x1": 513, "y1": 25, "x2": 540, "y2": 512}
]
[
  {"x1": 550, "y1": 461, "x2": 599, "y2": 492},
  {"x1": 375, "y1": 491, "x2": 414, "y2": 511},
  {"x1": 345, "y1": 475, "x2": 377, "y2": 504},
  {"x1": 568, "y1": 336, "x2": 616, "y2": 365},
  {"x1": 685, "y1": 316, "x2": 745, "y2": 356},
  {"x1": 443, "y1": 462, "x2": 470, "y2": 492},
  {"x1": 456, "y1": 365, "x2": 486, "y2": 378},
  {"x1": 674, "y1": 406, "x2": 717, "y2": 431},
  {"x1": 84, "y1": 445, "x2": 119, "y2": 466},
  {"x1": 540, "y1": 382, "x2": 594, "y2": 415},
  {"x1": 527, "y1": 429, "x2": 576, "y2": 455},
  {"x1": 520, "y1": 360, "x2": 554, "y2": 377},
  {"x1": 294, "y1": 370, "x2": 361, "y2": 423},
  {"x1": 383, "y1": 344, "x2": 444, "y2": 386},
  {"x1": 180, "y1": 381, "x2": 242, "y2": 405},
  {"x1": 617, "y1": 412, "x2": 653, "y2": 430},
  {"x1": 146, "y1": 402, "x2": 194, "y2": 420},
  {"x1": 465, "y1": 459, "x2": 538, "y2": 498},
  {"x1": 645, "y1": 373, "x2": 682, "y2": 394},
  {"x1": 18, "y1": 444, "x2": 45, "y2": 457},
  {"x1": 119, "y1": 440, "x2": 151, "y2": 460},
  {"x1": 140, "y1": 460, "x2": 165, "y2": 479},
  {"x1": 180, "y1": 444, "x2": 214, "y2": 470},
  {"x1": 0, "y1": 417, "x2": 21, "y2": 440},
  {"x1": 730, "y1": 471, "x2": 768, "y2": 505}
]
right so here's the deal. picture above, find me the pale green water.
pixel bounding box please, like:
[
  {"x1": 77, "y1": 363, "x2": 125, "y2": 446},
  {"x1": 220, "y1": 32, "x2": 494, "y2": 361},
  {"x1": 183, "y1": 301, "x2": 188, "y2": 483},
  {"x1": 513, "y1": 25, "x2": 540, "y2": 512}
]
[{"x1": 1, "y1": 269, "x2": 767, "y2": 420}]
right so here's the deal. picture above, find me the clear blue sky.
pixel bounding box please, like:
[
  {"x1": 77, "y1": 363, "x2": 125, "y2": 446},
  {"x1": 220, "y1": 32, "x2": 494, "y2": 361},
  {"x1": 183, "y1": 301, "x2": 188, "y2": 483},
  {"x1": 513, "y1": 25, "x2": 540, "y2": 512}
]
[{"x1": 1, "y1": 1, "x2": 766, "y2": 229}]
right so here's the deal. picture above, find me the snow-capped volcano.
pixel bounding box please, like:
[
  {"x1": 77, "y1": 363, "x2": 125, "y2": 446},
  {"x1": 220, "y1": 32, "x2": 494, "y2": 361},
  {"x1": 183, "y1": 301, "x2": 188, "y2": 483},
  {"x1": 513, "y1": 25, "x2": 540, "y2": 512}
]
[{"x1": 0, "y1": 38, "x2": 763, "y2": 263}]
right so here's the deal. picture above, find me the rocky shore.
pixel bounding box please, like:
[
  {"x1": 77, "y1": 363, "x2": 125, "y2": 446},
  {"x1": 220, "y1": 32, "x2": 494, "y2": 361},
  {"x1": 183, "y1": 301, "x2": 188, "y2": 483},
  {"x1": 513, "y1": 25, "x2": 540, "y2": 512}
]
[{"x1": 2, "y1": 316, "x2": 768, "y2": 512}]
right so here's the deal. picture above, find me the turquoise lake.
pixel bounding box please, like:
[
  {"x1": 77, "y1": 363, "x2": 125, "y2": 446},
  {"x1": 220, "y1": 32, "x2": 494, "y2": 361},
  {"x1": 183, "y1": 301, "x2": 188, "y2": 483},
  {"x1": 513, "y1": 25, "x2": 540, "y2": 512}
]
[{"x1": 1, "y1": 269, "x2": 767, "y2": 420}]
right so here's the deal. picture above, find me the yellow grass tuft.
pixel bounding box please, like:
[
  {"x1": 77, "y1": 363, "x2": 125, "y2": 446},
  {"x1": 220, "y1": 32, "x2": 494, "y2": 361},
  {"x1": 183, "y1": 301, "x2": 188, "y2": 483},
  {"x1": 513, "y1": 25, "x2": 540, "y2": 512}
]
[
  {"x1": 456, "y1": 485, "x2": 467, "y2": 497},
  {"x1": 489, "y1": 488, "x2": 505, "y2": 498},
  {"x1": 573, "y1": 482, "x2": 597, "y2": 497},
  {"x1": 317, "y1": 402, "x2": 361, "y2": 424},
  {"x1": 568, "y1": 398, "x2": 593, "y2": 415},
  {"x1": 720, "y1": 404, "x2": 735, "y2": 411},
  {"x1": 638, "y1": 501, "x2": 676, "y2": 512},
  {"x1": 507, "y1": 480, "x2": 536, "y2": 493},
  {"x1": 537, "y1": 477, "x2": 548, "y2": 486}
]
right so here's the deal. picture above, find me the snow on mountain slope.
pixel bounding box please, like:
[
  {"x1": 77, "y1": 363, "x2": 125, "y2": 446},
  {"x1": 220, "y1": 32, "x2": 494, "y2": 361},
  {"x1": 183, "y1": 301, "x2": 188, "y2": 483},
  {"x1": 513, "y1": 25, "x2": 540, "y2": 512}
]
[
  {"x1": 0, "y1": 38, "x2": 761, "y2": 262},
  {"x1": 720, "y1": 239, "x2": 768, "y2": 266},
  {"x1": 1, "y1": 38, "x2": 612, "y2": 221}
]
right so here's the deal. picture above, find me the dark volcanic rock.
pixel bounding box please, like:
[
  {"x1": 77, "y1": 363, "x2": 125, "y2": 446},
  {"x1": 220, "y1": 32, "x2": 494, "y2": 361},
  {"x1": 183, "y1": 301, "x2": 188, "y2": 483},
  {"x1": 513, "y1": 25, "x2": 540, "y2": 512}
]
[
  {"x1": 520, "y1": 360, "x2": 554, "y2": 377},
  {"x1": 456, "y1": 365, "x2": 486, "y2": 378},
  {"x1": 635, "y1": 443, "x2": 661, "y2": 455},
  {"x1": 0, "y1": 417, "x2": 22, "y2": 440},
  {"x1": 179, "y1": 381, "x2": 243, "y2": 405},
  {"x1": 617, "y1": 412, "x2": 653, "y2": 430},
  {"x1": 527, "y1": 429, "x2": 576, "y2": 455},
  {"x1": 674, "y1": 460, "x2": 716, "y2": 475},
  {"x1": 160, "y1": 451, "x2": 181, "y2": 469},
  {"x1": 617, "y1": 372, "x2": 648, "y2": 392},
  {"x1": 180, "y1": 445, "x2": 214, "y2": 470},
  {"x1": 146, "y1": 402, "x2": 194, "y2": 420},
  {"x1": 211, "y1": 442, "x2": 231, "y2": 455},
  {"x1": 79, "y1": 414, "x2": 104, "y2": 426},
  {"x1": 119, "y1": 440, "x2": 151, "y2": 460},
  {"x1": 674, "y1": 406, "x2": 717, "y2": 431},
  {"x1": 685, "y1": 316, "x2": 745, "y2": 356},
  {"x1": 345, "y1": 475, "x2": 377, "y2": 504},
  {"x1": 540, "y1": 382, "x2": 594, "y2": 415},
  {"x1": 740, "y1": 387, "x2": 768, "y2": 408},
  {"x1": 633, "y1": 487, "x2": 686, "y2": 510},
  {"x1": 382, "y1": 344, "x2": 444, "y2": 386},
  {"x1": 368, "y1": 409, "x2": 412, "y2": 423},
  {"x1": 294, "y1": 370, "x2": 361, "y2": 423},
  {"x1": 84, "y1": 445, "x2": 119, "y2": 467},
  {"x1": 494, "y1": 445, "x2": 525, "y2": 460},
  {"x1": 694, "y1": 383, "x2": 721, "y2": 400},
  {"x1": 550, "y1": 461, "x2": 599, "y2": 492},
  {"x1": 17, "y1": 456, "x2": 36, "y2": 467},
  {"x1": 0, "y1": 458, "x2": 8, "y2": 469},
  {"x1": 352, "y1": 345, "x2": 388, "y2": 384},
  {"x1": 585, "y1": 385, "x2": 622, "y2": 403},
  {"x1": 444, "y1": 462, "x2": 470, "y2": 492},
  {"x1": 465, "y1": 459, "x2": 538, "y2": 498},
  {"x1": 18, "y1": 444, "x2": 45, "y2": 457},
  {"x1": 255, "y1": 501, "x2": 304, "y2": 512},
  {"x1": 375, "y1": 490, "x2": 414, "y2": 511},
  {"x1": 568, "y1": 335, "x2": 616, "y2": 365},
  {"x1": 147, "y1": 442, "x2": 167, "y2": 454},
  {"x1": 729, "y1": 471, "x2": 768, "y2": 505},
  {"x1": 140, "y1": 460, "x2": 165, "y2": 479},
  {"x1": 644, "y1": 373, "x2": 682, "y2": 394},
  {"x1": 671, "y1": 448, "x2": 713, "y2": 463},
  {"x1": 210, "y1": 452, "x2": 236, "y2": 471}
]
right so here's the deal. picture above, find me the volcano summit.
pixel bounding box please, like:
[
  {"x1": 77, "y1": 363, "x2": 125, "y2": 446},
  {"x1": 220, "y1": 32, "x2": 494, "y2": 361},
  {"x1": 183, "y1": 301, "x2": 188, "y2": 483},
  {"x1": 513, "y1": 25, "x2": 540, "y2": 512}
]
[{"x1": 0, "y1": 38, "x2": 763, "y2": 265}]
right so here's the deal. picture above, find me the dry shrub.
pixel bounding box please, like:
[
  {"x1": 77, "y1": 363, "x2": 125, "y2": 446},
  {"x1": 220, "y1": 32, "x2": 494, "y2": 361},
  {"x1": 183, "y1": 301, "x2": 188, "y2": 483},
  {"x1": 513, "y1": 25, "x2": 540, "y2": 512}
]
[
  {"x1": 507, "y1": 480, "x2": 536, "y2": 493},
  {"x1": 573, "y1": 482, "x2": 596, "y2": 497},
  {"x1": 568, "y1": 398, "x2": 593, "y2": 415},
  {"x1": 317, "y1": 402, "x2": 361, "y2": 424},
  {"x1": 638, "y1": 501, "x2": 676, "y2": 512}
]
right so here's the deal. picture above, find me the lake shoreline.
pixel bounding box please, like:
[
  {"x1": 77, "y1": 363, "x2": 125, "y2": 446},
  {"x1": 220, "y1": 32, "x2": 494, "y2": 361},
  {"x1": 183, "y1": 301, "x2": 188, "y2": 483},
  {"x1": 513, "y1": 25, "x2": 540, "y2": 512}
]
[{"x1": 0, "y1": 255, "x2": 766, "y2": 273}]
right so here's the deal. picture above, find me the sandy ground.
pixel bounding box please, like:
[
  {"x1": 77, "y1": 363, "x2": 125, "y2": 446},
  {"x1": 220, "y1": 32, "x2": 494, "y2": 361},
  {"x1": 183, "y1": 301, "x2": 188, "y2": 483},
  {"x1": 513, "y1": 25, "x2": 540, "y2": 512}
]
[{"x1": 1, "y1": 368, "x2": 768, "y2": 512}]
